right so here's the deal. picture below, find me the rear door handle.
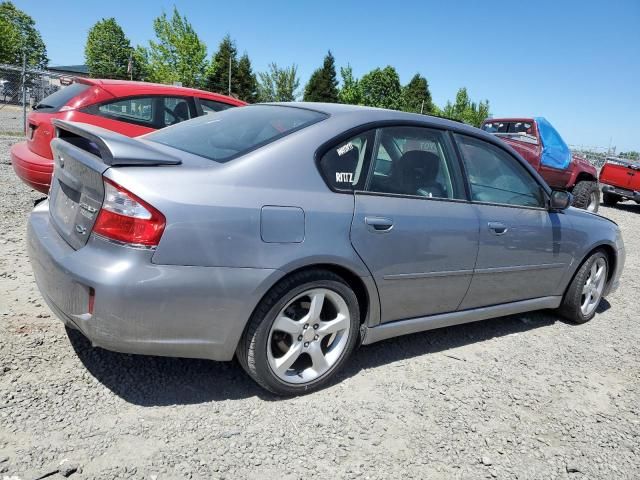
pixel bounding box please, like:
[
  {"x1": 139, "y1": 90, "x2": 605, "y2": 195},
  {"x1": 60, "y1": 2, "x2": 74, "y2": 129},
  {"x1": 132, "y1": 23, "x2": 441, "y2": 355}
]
[
  {"x1": 488, "y1": 221, "x2": 508, "y2": 235},
  {"x1": 365, "y1": 216, "x2": 394, "y2": 232}
]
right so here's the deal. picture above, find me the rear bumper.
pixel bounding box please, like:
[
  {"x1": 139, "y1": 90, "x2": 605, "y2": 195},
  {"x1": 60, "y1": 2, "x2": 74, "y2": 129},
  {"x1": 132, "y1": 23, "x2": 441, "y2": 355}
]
[
  {"x1": 10, "y1": 141, "x2": 53, "y2": 194},
  {"x1": 602, "y1": 184, "x2": 640, "y2": 202},
  {"x1": 27, "y1": 201, "x2": 284, "y2": 361}
]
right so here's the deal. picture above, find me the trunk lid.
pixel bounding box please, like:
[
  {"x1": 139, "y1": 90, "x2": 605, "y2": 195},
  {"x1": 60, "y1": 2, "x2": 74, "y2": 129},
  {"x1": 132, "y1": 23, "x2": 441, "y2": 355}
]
[{"x1": 48, "y1": 120, "x2": 180, "y2": 250}]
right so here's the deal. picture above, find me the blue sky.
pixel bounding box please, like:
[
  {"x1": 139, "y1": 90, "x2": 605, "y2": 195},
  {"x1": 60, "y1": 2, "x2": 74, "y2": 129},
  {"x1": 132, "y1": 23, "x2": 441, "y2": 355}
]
[{"x1": 13, "y1": 0, "x2": 640, "y2": 151}]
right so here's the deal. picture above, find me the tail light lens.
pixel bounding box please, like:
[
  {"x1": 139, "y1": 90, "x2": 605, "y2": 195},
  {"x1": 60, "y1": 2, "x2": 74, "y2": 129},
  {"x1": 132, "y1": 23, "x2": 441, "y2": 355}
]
[{"x1": 93, "y1": 178, "x2": 165, "y2": 247}]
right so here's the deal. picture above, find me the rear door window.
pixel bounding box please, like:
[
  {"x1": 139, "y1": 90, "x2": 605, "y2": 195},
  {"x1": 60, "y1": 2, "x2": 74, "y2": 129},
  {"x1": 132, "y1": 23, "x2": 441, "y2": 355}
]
[
  {"x1": 96, "y1": 96, "x2": 155, "y2": 127},
  {"x1": 367, "y1": 126, "x2": 464, "y2": 200}
]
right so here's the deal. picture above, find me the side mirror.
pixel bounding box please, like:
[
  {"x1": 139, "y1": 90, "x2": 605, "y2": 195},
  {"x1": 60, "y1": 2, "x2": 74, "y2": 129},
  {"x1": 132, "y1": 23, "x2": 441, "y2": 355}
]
[{"x1": 550, "y1": 190, "x2": 572, "y2": 210}]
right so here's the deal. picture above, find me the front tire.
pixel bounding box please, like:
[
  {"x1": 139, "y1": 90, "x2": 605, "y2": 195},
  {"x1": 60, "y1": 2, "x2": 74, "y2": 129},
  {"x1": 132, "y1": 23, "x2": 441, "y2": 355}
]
[
  {"x1": 571, "y1": 180, "x2": 600, "y2": 212},
  {"x1": 559, "y1": 251, "x2": 608, "y2": 324},
  {"x1": 237, "y1": 270, "x2": 360, "y2": 396},
  {"x1": 602, "y1": 192, "x2": 620, "y2": 206}
]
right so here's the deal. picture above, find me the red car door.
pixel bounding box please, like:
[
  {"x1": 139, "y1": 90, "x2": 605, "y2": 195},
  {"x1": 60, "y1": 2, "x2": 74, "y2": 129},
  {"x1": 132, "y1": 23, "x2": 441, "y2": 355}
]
[{"x1": 601, "y1": 161, "x2": 637, "y2": 189}]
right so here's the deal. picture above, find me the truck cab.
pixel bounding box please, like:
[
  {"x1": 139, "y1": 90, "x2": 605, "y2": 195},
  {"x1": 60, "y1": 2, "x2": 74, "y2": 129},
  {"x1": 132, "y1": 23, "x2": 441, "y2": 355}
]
[{"x1": 481, "y1": 117, "x2": 600, "y2": 212}]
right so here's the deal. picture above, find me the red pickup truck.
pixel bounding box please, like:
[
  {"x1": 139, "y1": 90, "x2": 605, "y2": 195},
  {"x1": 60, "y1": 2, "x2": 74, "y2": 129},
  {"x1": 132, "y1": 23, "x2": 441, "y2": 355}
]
[
  {"x1": 481, "y1": 117, "x2": 599, "y2": 212},
  {"x1": 600, "y1": 157, "x2": 640, "y2": 206}
]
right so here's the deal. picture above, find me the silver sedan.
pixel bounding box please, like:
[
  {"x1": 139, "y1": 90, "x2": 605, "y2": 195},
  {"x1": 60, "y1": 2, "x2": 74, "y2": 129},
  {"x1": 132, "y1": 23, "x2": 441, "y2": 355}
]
[{"x1": 27, "y1": 103, "x2": 625, "y2": 395}]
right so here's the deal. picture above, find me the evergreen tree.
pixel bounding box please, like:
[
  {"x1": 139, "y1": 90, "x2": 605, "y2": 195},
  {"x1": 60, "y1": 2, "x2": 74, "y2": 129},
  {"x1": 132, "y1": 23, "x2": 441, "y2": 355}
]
[
  {"x1": 235, "y1": 53, "x2": 258, "y2": 102},
  {"x1": 400, "y1": 73, "x2": 434, "y2": 114},
  {"x1": 206, "y1": 34, "x2": 237, "y2": 95},
  {"x1": 0, "y1": 1, "x2": 47, "y2": 67},
  {"x1": 303, "y1": 51, "x2": 339, "y2": 102},
  {"x1": 85, "y1": 18, "x2": 132, "y2": 79}
]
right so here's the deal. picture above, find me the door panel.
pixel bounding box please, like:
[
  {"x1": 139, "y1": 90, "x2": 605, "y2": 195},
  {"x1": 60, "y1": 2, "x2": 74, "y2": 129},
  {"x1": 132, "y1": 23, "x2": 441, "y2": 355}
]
[
  {"x1": 459, "y1": 204, "x2": 572, "y2": 309},
  {"x1": 351, "y1": 194, "x2": 479, "y2": 322}
]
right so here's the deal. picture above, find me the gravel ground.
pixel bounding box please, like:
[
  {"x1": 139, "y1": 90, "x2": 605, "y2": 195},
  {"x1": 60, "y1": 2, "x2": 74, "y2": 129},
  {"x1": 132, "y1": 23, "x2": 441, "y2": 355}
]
[
  {"x1": 0, "y1": 134, "x2": 638, "y2": 479},
  {"x1": 0, "y1": 106, "x2": 25, "y2": 135}
]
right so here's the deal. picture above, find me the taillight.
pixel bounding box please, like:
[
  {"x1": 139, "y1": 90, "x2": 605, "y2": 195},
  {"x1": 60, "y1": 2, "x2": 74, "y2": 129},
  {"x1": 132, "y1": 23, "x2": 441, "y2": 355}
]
[{"x1": 93, "y1": 178, "x2": 165, "y2": 247}]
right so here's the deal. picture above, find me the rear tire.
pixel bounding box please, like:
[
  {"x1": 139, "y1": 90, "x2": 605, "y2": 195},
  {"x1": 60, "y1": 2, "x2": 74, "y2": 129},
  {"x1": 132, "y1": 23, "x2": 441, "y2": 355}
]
[
  {"x1": 559, "y1": 251, "x2": 608, "y2": 324},
  {"x1": 571, "y1": 180, "x2": 599, "y2": 212},
  {"x1": 602, "y1": 192, "x2": 620, "y2": 206},
  {"x1": 236, "y1": 269, "x2": 360, "y2": 396}
]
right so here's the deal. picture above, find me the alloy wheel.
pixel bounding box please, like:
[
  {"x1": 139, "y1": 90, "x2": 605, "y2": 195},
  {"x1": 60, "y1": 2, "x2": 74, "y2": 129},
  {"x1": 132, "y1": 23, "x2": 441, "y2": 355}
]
[
  {"x1": 267, "y1": 288, "x2": 351, "y2": 384},
  {"x1": 580, "y1": 257, "x2": 607, "y2": 316}
]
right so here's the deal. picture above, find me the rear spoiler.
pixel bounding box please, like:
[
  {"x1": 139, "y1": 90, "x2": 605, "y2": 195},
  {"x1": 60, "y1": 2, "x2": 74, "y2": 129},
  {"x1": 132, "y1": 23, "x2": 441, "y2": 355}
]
[{"x1": 51, "y1": 119, "x2": 181, "y2": 166}]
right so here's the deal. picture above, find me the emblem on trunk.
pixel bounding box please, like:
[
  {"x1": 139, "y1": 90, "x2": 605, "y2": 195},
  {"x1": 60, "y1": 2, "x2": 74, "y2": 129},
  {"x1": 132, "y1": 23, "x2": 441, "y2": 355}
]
[{"x1": 75, "y1": 224, "x2": 87, "y2": 235}]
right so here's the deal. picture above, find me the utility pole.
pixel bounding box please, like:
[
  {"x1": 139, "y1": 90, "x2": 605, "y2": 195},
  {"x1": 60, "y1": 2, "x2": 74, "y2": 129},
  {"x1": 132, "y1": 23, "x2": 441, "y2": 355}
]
[
  {"x1": 420, "y1": 100, "x2": 425, "y2": 115},
  {"x1": 21, "y1": 52, "x2": 27, "y2": 133},
  {"x1": 228, "y1": 56, "x2": 232, "y2": 95}
]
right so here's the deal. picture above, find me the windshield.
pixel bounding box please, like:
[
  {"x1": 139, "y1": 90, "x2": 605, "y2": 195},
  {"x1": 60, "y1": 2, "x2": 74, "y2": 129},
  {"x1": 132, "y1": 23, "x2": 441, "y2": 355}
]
[
  {"x1": 146, "y1": 105, "x2": 327, "y2": 163},
  {"x1": 33, "y1": 82, "x2": 89, "y2": 112}
]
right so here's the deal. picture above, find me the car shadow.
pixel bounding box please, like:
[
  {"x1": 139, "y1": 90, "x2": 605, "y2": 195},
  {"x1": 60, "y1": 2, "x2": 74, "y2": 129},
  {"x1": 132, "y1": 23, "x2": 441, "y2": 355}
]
[
  {"x1": 68, "y1": 306, "x2": 591, "y2": 405},
  {"x1": 604, "y1": 201, "x2": 640, "y2": 212}
]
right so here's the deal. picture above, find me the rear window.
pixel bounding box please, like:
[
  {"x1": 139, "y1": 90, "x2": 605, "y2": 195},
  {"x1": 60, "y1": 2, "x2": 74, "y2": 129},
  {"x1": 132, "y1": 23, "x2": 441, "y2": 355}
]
[
  {"x1": 146, "y1": 105, "x2": 327, "y2": 163},
  {"x1": 33, "y1": 82, "x2": 89, "y2": 112}
]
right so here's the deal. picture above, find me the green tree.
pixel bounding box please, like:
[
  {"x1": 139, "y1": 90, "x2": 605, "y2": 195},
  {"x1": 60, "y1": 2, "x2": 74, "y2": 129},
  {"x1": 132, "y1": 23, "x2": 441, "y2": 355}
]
[
  {"x1": 303, "y1": 50, "x2": 339, "y2": 103},
  {"x1": 84, "y1": 18, "x2": 132, "y2": 79},
  {"x1": 0, "y1": 1, "x2": 47, "y2": 67},
  {"x1": 131, "y1": 45, "x2": 150, "y2": 81},
  {"x1": 143, "y1": 7, "x2": 207, "y2": 88},
  {"x1": 257, "y1": 63, "x2": 300, "y2": 102},
  {"x1": 0, "y1": 14, "x2": 19, "y2": 63},
  {"x1": 400, "y1": 73, "x2": 434, "y2": 114},
  {"x1": 235, "y1": 53, "x2": 258, "y2": 103},
  {"x1": 338, "y1": 65, "x2": 362, "y2": 105},
  {"x1": 359, "y1": 66, "x2": 402, "y2": 109},
  {"x1": 442, "y1": 87, "x2": 490, "y2": 127},
  {"x1": 206, "y1": 34, "x2": 237, "y2": 95}
]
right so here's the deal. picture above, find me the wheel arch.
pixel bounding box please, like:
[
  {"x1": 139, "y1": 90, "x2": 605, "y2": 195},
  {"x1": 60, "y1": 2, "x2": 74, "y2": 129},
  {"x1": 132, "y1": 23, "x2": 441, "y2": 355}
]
[
  {"x1": 570, "y1": 171, "x2": 598, "y2": 189},
  {"x1": 564, "y1": 242, "x2": 617, "y2": 298}
]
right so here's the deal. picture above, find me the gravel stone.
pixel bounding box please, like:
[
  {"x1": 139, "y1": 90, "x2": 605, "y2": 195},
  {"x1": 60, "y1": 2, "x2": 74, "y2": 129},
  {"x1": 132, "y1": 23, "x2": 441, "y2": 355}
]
[{"x1": 0, "y1": 135, "x2": 639, "y2": 479}]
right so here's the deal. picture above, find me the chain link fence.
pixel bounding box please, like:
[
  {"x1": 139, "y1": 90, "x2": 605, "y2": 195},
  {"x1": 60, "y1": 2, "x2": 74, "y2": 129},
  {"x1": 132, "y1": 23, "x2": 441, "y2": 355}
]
[{"x1": 0, "y1": 63, "x2": 72, "y2": 135}]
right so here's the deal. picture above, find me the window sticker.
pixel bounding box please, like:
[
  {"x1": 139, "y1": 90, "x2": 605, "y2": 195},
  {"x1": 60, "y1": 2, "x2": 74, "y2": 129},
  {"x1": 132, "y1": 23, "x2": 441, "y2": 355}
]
[
  {"x1": 336, "y1": 142, "x2": 354, "y2": 156},
  {"x1": 335, "y1": 172, "x2": 354, "y2": 183}
]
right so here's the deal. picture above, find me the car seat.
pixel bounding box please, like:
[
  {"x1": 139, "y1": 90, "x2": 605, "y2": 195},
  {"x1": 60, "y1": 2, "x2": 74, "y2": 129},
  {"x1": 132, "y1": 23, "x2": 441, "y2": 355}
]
[{"x1": 392, "y1": 150, "x2": 446, "y2": 198}]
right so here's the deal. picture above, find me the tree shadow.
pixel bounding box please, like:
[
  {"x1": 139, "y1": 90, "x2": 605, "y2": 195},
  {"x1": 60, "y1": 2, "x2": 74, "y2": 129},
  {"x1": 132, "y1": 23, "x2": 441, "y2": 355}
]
[{"x1": 68, "y1": 306, "x2": 586, "y2": 405}]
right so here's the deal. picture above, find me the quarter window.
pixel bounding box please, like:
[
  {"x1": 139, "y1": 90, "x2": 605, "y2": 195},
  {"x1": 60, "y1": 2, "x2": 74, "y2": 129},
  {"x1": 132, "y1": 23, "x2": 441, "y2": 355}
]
[
  {"x1": 318, "y1": 131, "x2": 375, "y2": 191},
  {"x1": 367, "y1": 126, "x2": 463, "y2": 200},
  {"x1": 455, "y1": 134, "x2": 546, "y2": 208}
]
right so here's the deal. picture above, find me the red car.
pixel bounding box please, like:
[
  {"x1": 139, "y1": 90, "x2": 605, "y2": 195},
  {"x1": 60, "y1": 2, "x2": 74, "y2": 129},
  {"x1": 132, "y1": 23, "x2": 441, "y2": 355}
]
[
  {"x1": 11, "y1": 78, "x2": 246, "y2": 193},
  {"x1": 600, "y1": 157, "x2": 640, "y2": 205},
  {"x1": 481, "y1": 117, "x2": 600, "y2": 212}
]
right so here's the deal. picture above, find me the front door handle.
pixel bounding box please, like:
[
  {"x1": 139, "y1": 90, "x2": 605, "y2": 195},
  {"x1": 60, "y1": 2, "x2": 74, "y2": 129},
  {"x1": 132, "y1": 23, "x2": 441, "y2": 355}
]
[
  {"x1": 365, "y1": 216, "x2": 394, "y2": 232},
  {"x1": 488, "y1": 221, "x2": 508, "y2": 235}
]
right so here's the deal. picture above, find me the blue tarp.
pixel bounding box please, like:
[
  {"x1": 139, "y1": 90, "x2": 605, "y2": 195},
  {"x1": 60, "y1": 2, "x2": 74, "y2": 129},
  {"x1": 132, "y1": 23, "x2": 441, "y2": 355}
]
[{"x1": 536, "y1": 117, "x2": 571, "y2": 170}]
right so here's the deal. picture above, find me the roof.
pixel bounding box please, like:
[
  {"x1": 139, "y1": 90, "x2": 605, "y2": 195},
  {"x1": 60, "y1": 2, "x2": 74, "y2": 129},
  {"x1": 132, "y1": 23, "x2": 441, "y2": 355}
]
[
  {"x1": 48, "y1": 64, "x2": 89, "y2": 74},
  {"x1": 74, "y1": 78, "x2": 246, "y2": 106},
  {"x1": 270, "y1": 101, "x2": 481, "y2": 134}
]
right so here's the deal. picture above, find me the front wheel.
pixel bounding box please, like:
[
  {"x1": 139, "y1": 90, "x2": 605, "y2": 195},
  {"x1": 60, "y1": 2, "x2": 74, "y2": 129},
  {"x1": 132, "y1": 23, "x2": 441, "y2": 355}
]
[
  {"x1": 602, "y1": 192, "x2": 620, "y2": 206},
  {"x1": 559, "y1": 251, "x2": 608, "y2": 324},
  {"x1": 237, "y1": 270, "x2": 360, "y2": 396},
  {"x1": 571, "y1": 180, "x2": 600, "y2": 212}
]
